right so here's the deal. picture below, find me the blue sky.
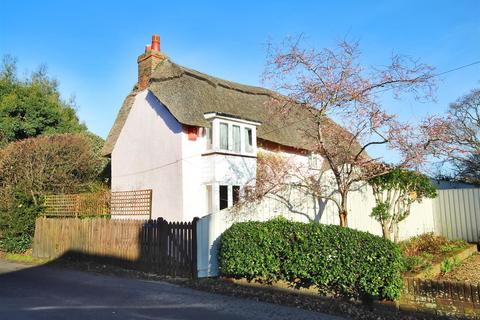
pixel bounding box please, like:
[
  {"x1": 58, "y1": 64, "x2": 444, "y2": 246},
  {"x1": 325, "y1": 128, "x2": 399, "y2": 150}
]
[{"x1": 1, "y1": 0, "x2": 479, "y2": 146}]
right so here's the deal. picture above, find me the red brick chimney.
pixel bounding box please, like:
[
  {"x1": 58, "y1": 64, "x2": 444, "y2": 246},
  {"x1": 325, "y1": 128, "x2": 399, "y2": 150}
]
[{"x1": 137, "y1": 35, "x2": 166, "y2": 90}]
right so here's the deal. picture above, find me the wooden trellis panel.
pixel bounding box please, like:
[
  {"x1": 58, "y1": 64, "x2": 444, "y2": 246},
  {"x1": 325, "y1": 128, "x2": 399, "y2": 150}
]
[
  {"x1": 110, "y1": 189, "x2": 152, "y2": 218},
  {"x1": 43, "y1": 189, "x2": 152, "y2": 218}
]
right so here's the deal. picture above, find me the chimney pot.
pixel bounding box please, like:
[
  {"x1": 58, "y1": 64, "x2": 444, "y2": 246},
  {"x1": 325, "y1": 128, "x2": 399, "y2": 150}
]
[
  {"x1": 151, "y1": 34, "x2": 160, "y2": 52},
  {"x1": 137, "y1": 34, "x2": 166, "y2": 90}
]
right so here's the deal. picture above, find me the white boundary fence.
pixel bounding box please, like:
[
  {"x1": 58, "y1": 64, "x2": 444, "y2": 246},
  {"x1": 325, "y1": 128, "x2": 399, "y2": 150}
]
[
  {"x1": 196, "y1": 184, "x2": 441, "y2": 278},
  {"x1": 197, "y1": 186, "x2": 480, "y2": 278}
]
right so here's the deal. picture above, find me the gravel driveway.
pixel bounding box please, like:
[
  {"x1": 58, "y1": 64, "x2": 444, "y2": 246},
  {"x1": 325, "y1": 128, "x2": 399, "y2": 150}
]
[
  {"x1": 437, "y1": 252, "x2": 480, "y2": 284},
  {"x1": 0, "y1": 259, "x2": 346, "y2": 320}
]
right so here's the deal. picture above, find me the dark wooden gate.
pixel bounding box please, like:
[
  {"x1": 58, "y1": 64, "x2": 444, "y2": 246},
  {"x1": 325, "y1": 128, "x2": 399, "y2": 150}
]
[{"x1": 139, "y1": 217, "x2": 199, "y2": 278}]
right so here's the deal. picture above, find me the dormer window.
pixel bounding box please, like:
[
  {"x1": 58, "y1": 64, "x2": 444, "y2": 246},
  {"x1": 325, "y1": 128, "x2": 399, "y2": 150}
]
[{"x1": 203, "y1": 112, "x2": 261, "y2": 156}]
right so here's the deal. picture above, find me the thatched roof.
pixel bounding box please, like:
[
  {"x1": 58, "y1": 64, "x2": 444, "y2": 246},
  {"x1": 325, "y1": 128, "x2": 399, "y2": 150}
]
[
  {"x1": 103, "y1": 92, "x2": 136, "y2": 156},
  {"x1": 102, "y1": 59, "x2": 351, "y2": 156}
]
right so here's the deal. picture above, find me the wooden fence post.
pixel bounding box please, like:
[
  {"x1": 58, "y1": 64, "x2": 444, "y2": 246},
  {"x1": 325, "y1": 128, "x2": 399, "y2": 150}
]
[
  {"x1": 191, "y1": 217, "x2": 199, "y2": 279},
  {"x1": 157, "y1": 218, "x2": 168, "y2": 275}
]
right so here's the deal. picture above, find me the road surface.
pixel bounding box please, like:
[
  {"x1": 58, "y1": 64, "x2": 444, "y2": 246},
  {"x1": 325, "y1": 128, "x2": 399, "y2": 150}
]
[{"x1": 0, "y1": 259, "x2": 345, "y2": 320}]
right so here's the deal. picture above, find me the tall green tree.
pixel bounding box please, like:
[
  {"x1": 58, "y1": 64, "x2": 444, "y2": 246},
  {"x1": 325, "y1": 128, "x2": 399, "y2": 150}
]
[
  {"x1": 0, "y1": 56, "x2": 109, "y2": 253},
  {"x1": 368, "y1": 169, "x2": 437, "y2": 242},
  {"x1": 0, "y1": 55, "x2": 87, "y2": 145}
]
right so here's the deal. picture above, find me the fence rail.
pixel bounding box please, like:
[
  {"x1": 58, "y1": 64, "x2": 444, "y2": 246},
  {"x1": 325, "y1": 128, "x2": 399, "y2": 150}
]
[
  {"x1": 43, "y1": 189, "x2": 152, "y2": 219},
  {"x1": 32, "y1": 217, "x2": 197, "y2": 278}
]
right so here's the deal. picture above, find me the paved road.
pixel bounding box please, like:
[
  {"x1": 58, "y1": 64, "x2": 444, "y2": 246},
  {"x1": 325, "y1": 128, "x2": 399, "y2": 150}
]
[{"x1": 0, "y1": 260, "x2": 345, "y2": 320}]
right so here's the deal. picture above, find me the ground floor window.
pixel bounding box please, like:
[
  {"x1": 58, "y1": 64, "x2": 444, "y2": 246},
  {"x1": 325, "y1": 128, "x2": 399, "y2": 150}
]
[
  {"x1": 219, "y1": 185, "x2": 229, "y2": 210},
  {"x1": 213, "y1": 184, "x2": 242, "y2": 211}
]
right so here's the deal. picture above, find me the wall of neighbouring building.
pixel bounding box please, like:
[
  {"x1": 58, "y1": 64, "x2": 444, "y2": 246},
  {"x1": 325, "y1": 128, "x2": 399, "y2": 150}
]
[{"x1": 433, "y1": 188, "x2": 480, "y2": 243}]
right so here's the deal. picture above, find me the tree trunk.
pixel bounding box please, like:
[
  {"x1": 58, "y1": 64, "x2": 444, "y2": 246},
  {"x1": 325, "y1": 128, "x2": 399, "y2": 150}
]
[
  {"x1": 382, "y1": 224, "x2": 391, "y2": 241},
  {"x1": 339, "y1": 193, "x2": 348, "y2": 227},
  {"x1": 339, "y1": 210, "x2": 348, "y2": 227},
  {"x1": 382, "y1": 223, "x2": 391, "y2": 240},
  {"x1": 393, "y1": 223, "x2": 400, "y2": 243}
]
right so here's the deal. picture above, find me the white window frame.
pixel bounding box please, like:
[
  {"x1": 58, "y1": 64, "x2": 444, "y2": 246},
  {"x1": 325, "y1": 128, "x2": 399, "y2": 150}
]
[
  {"x1": 204, "y1": 113, "x2": 260, "y2": 156},
  {"x1": 308, "y1": 153, "x2": 320, "y2": 169},
  {"x1": 244, "y1": 127, "x2": 253, "y2": 154},
  {"x1": 206, "y1": 127, "x2": 213, "y2": 150}
]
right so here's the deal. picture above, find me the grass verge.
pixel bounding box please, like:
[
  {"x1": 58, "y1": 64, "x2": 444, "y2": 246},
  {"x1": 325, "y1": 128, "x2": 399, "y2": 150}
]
[{"x1": 0, "y1": 250, "x2": 49, "y2": 265}]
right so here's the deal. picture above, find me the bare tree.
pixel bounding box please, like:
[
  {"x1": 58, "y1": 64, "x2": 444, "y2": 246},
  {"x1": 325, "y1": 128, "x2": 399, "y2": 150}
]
[
  {"x1": 435, "y1": 89, "x2": 480, "y2": 183},
  {"x1": 261, "y1": 37, "x2": 439, "y2": 227}
]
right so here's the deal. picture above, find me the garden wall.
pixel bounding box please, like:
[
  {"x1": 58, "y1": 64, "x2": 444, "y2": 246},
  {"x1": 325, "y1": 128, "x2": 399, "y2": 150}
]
[{"x1": 400, "y1": 277, "x2": 480, "y2": 317}]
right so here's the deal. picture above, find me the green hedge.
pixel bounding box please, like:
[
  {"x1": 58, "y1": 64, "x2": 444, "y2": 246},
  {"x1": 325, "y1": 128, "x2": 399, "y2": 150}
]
[
  {"x1": 0, "y1": 190, "x2": 43, "y2": 253},
  {"x1": 218, "y1": 218, "x2": 404, "y2": 300}
]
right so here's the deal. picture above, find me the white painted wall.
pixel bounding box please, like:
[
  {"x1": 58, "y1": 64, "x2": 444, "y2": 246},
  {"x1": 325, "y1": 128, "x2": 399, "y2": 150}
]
[
  {"x1": 181, "y1": 152, "x2": 257, "y2": 222},
  {"x1": 181, "y1": 127, "x2": 209, "y2": 222},
  {"x1": 111, "y1": 90, "x2": 184, "y2": 221}
]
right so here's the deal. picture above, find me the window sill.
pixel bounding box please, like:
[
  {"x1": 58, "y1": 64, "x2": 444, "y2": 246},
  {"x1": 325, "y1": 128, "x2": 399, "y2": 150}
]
[{"x1": 201, "y1": 150, "x2": 257, "y2": 159}]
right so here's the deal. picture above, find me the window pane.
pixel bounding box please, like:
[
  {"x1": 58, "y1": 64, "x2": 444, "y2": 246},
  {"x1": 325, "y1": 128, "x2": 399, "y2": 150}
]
[
  {"x1": 308, "y1": 153, "x2": 315, "y2": 168},
  {"x1": 219, "y1": 185, "x2": 228, "y2": 210},
  {"x1": 206, "y1": 127, "x2": 212, "y2": 149},
  {"x1": 245, "y1": 128, "x2": 253, "y2": 153},
  {"x1": 232, "y1": 186, "x2": 240, "y2": 205},
  {"x1": 233, "y1": 125, "x2": 240, "y2": 152},
  {"x1": 309, "y1": 153, "x2": 319, "y2": 169},
  {"x1": 220, "y1": 123, "x2": 229, "y2": 150}
]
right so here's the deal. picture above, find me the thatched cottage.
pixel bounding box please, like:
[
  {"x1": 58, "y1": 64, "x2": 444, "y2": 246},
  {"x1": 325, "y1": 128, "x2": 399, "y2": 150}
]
[{"x1": 102, "y1": 35, "x2": 342, "y2": 222}]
